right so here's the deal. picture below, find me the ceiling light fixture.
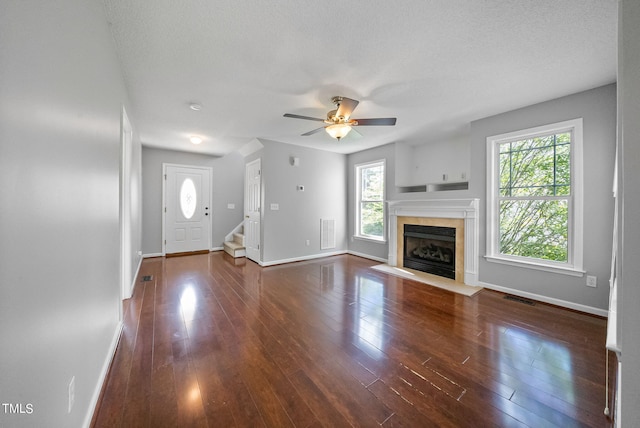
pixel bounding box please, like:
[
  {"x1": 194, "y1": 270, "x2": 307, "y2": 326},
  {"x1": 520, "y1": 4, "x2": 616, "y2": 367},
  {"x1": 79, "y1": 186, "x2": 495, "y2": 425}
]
[
  {"x1": 189, "y1": 136, "x2": 203, "y2": 145},
  {"x1": 189, "y1": 103, "x2": 202, "y2": 111},
  {"x1": 325, "y1": 123, "x2": 351, "y2": 140}
]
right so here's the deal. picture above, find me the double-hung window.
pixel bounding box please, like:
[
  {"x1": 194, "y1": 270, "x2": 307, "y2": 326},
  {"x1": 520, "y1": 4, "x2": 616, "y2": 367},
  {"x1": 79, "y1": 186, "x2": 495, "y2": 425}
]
[
  {"x1": 486, "y1": 119, "x2": 584, "y2": 275},
  {"x1": 355, "y1": 160, "x2": 385, "y2": 241}
]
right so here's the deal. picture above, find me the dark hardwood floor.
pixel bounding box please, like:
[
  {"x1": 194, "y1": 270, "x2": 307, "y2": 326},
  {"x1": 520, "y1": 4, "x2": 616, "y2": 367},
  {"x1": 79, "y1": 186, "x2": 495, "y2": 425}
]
[{"x1": 92, "y1": 253, "x2": 615, "y2": 427}]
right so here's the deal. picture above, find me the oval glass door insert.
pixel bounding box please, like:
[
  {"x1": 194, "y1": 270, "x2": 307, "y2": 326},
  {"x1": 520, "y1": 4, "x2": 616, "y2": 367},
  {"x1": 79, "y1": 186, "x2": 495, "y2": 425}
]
[{"x1": 180, "y1": 178, "x2": 197, "y2": 219}]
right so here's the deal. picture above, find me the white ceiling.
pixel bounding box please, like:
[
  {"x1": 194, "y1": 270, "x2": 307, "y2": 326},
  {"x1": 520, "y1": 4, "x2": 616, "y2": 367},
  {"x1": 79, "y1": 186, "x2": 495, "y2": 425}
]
[{"x1": 102, "y1": 0, "x2": 617, "y2": 156}]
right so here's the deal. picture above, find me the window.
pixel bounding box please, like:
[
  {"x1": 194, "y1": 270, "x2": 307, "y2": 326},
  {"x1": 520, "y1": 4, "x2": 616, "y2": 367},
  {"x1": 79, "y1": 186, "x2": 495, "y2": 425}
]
[
  {"x1": 180, "y1": 178, "x2": 197, "y2": 219},
  {"x1": 356, "y1": 160, "x2": 386, "y2": 241},
  {"x1": 486, "y1": 119, "x2": 584, "y2": 275}
]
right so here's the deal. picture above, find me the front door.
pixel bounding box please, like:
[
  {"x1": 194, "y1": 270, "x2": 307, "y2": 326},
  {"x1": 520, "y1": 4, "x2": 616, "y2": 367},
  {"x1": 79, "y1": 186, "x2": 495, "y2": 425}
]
[
  {"x1": 164, "y1": 164, "x2": 211, "y2": 255},
  {"x1": 244, "y1": 159, "x2": 261, "y2": 263}
]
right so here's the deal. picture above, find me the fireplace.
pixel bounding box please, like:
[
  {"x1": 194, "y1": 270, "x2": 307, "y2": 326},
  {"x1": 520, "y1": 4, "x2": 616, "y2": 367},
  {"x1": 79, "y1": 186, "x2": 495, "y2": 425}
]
[
  {"x1": 387, "y1": 199, "x2": 480, "y2": 286},
  {"x1": 403, "y1": 224, "x2": 456, "y2": 279}
]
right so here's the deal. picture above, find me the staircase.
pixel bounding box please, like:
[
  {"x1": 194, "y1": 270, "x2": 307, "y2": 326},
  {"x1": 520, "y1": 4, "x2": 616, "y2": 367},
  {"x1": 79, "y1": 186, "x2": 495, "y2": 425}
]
[{"x1": 223, "y1": 227, "x2": 246, "y2": 258}]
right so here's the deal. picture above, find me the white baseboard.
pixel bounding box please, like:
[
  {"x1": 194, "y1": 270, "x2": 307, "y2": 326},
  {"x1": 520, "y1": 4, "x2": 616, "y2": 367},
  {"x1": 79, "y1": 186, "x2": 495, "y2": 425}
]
[
  {"x1": 478, "y1": 280, "x2": 608, "y2": 317},
  {"x1": 260, "y1": 250, "x2": 348, "y2": 267},
  {"x1": 347, "y1": 250, "x2": 388, "y2": 263},
  {"x1": 82, "y1": 321, "x2": 123, "y2": 428},
  {"x1": 143, "y1": 252, "x2": 163, "y2": 258},
  {"x1": 210, "y1": 247, "x2": 224, "y2": 252},
  {"x1": 128, "y1": 256, "x2": 143, "y2": 297}
]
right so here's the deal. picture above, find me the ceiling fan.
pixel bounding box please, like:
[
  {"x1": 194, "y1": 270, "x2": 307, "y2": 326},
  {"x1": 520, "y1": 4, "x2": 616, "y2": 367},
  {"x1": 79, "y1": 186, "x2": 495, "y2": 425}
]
[{"x1": 283, "y1": 96, "x2": 396, "y2": 140}]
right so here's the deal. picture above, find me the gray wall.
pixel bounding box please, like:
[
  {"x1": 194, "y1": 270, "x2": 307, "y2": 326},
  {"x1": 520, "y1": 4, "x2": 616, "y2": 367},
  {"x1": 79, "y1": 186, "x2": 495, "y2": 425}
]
[
  {"x1": 346, "y1": 139, "x2": 474, "y2": 261},
  {"x1": 347, "y1": 143, "x2": 396, "y2": 261},
  {"x1": 245, "y1": 139, "x2": 347, "y2": 264},
  {"x1": 619, "y1": 0, "x2": 640, "y2": 423},
  {"x1": 470, "y1": 84, "x2": 616, "y2": 311},
  {"x1": 141, "y1": 147, "x2": 245, "y2": 255},
  {"x1": 347, "y1": 85, "x2": 616, "y2": 313},
  {"x1": 0, "y1": 0, "x2": 141, "y2": 426}
]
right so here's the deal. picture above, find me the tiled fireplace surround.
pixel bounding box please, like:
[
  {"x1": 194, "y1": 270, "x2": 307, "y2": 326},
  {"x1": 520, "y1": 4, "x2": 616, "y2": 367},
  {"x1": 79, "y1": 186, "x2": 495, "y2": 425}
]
[{"x1": 387, "y1": 199, "x2": 480, "y2": 286}]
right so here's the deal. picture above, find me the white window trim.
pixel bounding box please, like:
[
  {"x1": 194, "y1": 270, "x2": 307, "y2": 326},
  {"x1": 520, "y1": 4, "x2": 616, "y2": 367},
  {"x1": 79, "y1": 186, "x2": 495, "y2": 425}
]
[
  {"x1": 355, "y1": 159, "x2": 387, "y2": 242},
  {"x1": 485, "y1": 119, "x2": 584, "y2": 277}
]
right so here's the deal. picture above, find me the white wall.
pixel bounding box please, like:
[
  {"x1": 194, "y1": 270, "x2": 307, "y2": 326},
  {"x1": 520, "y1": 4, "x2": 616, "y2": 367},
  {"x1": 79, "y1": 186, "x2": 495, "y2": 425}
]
[
  {"x1": 244, "y1": 139, "x2": 348, "y2": 264},
  {"x1": 141, "y1": 147, "x2": 245, "y2": 255},
  {"x1": 396, "y1": 136, "x2": 471, "y2": 186},
  {"x1": 0, "y1": 1, "x2": 140, "y2": 426},
  {"x1": 618, "y1": 0, "x2": 640, "y2": 423},
  {"x1": 122, "y1": 108, "x2": 144, "y2": 298}
]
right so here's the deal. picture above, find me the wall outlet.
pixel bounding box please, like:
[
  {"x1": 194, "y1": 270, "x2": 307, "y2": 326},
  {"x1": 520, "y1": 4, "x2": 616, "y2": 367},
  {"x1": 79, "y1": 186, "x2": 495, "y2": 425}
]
[
  {"x1": 68, "y1": 376, "x2": 75, "y2": 414},
  {"x1": 227, "y1": 203, "x2": 235, "y2": 209},
  {"x1": 586, "y1": 275, "x2": 597, "y2": 288},
  {"x1": 270, "y1": 203, "x2": 279, "y2": 210}
]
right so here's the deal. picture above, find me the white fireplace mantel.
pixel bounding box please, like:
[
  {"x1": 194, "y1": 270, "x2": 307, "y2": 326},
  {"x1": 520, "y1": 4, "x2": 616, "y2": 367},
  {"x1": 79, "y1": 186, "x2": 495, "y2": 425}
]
[{"x1": 387, "y1": 199, "x2": 480, "y2": 286}]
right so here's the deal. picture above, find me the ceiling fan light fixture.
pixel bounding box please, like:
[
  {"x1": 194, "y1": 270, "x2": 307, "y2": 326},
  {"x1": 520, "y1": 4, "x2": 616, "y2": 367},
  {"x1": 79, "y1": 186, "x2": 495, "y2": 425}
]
[
  {"x1": 283, "y1": 96, "x2": 396, "y2": 140},
  {"x1": 325, "y1": 123, "x2": 351, "y2": 140},
  {"x1": 189, "y1": 136, "x2": 203, "y2": 145}
]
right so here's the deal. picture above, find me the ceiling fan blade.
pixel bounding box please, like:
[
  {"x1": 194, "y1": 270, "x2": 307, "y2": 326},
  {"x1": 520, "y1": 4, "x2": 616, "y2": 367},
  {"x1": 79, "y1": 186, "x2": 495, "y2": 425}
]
[
  {"x1": 335, "y1": 97, "x2": 359, "y2": 119},
  {"x1": 301, "y1": 127, "x2": 326, "y2": 136},
  {"x1": 353, "y1": 118, "x2": 397, "y2": 126},
  {"x1": 283, "y1": 113, "x2": 325, "y2": 122}
]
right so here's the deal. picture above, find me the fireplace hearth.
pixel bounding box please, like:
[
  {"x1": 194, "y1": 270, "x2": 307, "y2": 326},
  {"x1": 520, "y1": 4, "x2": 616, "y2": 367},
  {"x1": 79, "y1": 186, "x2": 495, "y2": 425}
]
[{"x1": 403, "y1": 224, "x2": 456, "y2": 279}]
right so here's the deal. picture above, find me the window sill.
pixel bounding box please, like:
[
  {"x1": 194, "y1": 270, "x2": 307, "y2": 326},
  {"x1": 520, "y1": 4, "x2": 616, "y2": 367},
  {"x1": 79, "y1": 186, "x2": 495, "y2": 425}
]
[
  {"x1": 353, "y1": 235, "x2": 387, "y2": 244},
  {"x1": 484, "y1": 255, "x2": 585, "y2": 277}
]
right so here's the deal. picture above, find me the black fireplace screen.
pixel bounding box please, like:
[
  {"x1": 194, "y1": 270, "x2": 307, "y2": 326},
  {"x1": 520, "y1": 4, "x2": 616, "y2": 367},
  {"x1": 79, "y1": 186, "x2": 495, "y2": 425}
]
[{"x1": 403, "y1": 224, "x2": 456, "y2": 279}]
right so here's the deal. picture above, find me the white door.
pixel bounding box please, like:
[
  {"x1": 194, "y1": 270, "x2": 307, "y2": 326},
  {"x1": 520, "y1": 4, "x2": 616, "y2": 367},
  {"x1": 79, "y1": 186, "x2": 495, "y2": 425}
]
[
  {"x1": 245, "y1": 159, "x2": 261, "y2": 263},
  {"x1": 164, "y1": 164, "x2": 211, "y2": 254}
]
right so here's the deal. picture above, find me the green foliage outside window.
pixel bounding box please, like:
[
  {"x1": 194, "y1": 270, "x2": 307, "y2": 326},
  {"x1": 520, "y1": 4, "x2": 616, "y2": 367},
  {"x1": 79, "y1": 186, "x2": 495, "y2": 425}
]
[
  {"x1": 498, "y1": 132, "x2": 571, "y2": 262},
  {"x1": 359, "y1": 163, "x2": 384, "y2": 238}
]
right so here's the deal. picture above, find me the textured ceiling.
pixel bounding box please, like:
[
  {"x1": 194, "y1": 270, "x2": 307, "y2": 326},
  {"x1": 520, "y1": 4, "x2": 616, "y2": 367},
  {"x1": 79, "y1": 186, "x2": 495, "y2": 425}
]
[{"x1": 102, "y1": 0, "x2": 617, "y2": 156}]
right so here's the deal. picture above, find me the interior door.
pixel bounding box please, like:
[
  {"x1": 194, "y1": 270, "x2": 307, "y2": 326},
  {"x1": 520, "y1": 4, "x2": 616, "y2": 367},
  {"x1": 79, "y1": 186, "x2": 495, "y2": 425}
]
[
  {"x1": 164, "y1": 164, "x2": 211, "y2": 254},
  {"x1": 244, "y1": 159, "x2": 261, "y2": 263}
]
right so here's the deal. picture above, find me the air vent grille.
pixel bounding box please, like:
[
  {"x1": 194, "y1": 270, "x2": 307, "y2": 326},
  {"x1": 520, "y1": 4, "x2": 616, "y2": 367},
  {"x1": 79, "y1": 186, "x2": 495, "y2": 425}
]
[
  {"x1": 321, "y1": 219, "x2": 336, "y2": 250},
  {"x1": 504, "y1": 295, "x2": 535, "y2": 306}
]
